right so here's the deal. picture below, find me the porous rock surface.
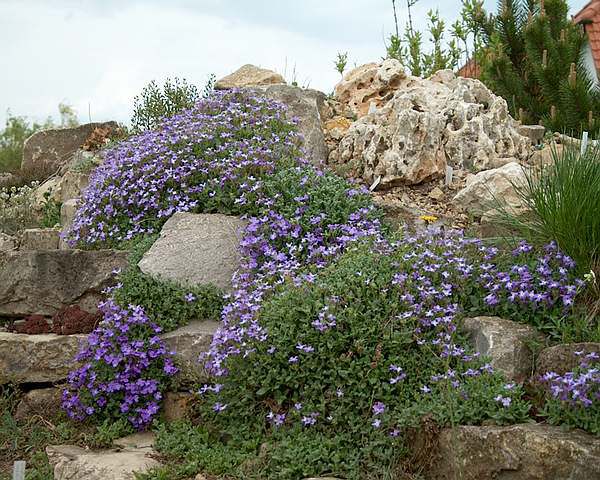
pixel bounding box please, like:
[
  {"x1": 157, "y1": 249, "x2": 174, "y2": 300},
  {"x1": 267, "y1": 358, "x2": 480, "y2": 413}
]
[
  {"x1": 0, "y1": 249, "x2": 127, "y2": 316},
  {"x1": 138, "y1": 213, "x2": 246, "y2": 291},
  {"x1": 452, "y1": 161, "x2": 526, "y2": 216},
  {"x1": 427, "y1": 423, "x2": 600, "y2": 480},
  {"x1": 462, "y1": 316, "x2": 540, "y2": 383},
  {"x1": 0, "y1": 332, "x2": 86, "y2": 383},
  {"x1": 215, "y1": 64, "x2": 285, "y2": 89},
  {"x1": 22, "y1": 121, "x2": 118, "y2": 172},
  {"x1": 329, "y1": 67, "x2": 529, "y2": 186}
]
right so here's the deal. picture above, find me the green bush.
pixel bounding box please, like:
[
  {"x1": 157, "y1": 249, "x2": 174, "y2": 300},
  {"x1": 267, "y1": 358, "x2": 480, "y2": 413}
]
[
  {"x1": 130, "y1": 78, "x2": 200, "y2": 134},
  {"x1": 494, "y1": 144, "x2": 600, "y2": 278}
]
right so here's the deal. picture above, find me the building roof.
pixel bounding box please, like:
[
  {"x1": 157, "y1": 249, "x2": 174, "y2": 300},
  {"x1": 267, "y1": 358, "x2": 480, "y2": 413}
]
[
  {"x1": 457, "y1": 58, "x2": 481, "y2": 79},
  {"x1": 574, "y1": 0, "x2": 600, "y2": 72}
]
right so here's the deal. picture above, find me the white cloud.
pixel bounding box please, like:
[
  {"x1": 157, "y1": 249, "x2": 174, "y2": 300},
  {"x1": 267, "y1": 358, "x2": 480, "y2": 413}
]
[{"x1": 0, "y1": 0, "x2": 591, "y2": 126}]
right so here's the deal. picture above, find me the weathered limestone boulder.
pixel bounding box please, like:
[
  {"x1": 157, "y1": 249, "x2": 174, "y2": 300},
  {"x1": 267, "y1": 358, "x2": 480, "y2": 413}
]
[
  {"x1": 138, "y1": 213, "x2": 246, "y2": 291},
  {"x1": 60, "y1": 170, "x2": 90, "y2": 202},
  {"x1": 46, "y1": 439, "x2": 159, "y2": 480},
  {"x1": 253, "y1": 84, "x2": 328, "y2": 164},
  {"x1": 323, "y1": 116, "x2": 352, "y2": 140},
  {"x1": 536, "y1": 343, "x2": 600, "y2": 378},
  {"x1": 162, "y1": 320, "x2": 219, "y2": 381},
  {"x1": 15, "y1": 387, "x2": 62, "y2": 420},
  {"x1": 330, "y1": 68, "x2": 529, "y2": 186},
  {"x1": 33, "y1": 176, "x2": 62, "y2": 209},
  {"x1": 163, "y1": 392, "x2": 194, "y2": 422},
  {"x1": 427, "y1": 424, "x2": 600, "y2": 480},
  {"x1": 60, "y1": 198, "x2": 79, "y2": 232},
  {"x1": 452, "y1": 162, "x2": 526, "y2": 216},
  {"x1": 334, "y1": 59, "x2": 406, "y2": 118},
  {"x1": 0, "y1": 332, "x2": 85, "y2": 383},
  {"x1": 518, "y1": 124, "x2": 546, "y2": 145},
  {"x1": 0, "y1": 232, "x2": 16, "y2": 251},
  {"x1": 531, "y1": 143, "x2": 564, "y2": 166},
  {"x1": 215, "y1": 64, "x2": 285, "y2": 89},
  {"x1": 20, "y1": 228, "x2": 60, "y2": 250},
  {"x1": 462, "y1": 316, "x2": 540, "y2": 383},
  {"x1": 22, "y1": 121, "x2": 118, "y2": 172},
  {"x1": 0, "y1": 249, "x2": 127, "y2": 316}
]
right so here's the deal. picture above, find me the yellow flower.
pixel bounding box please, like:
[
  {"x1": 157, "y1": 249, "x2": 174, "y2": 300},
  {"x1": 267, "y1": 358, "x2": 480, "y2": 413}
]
[{"x1": 419, "y1": 215, "x2": 438, "y2": 223}]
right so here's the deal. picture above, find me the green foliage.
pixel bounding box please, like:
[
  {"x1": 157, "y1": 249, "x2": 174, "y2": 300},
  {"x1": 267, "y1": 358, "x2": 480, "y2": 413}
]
[
  {"x1": 476, "y1": 0, "x2": 600, "y2": 135},
  {"x1": 131, "y1": 78, "x2": 200, "y2": 134},
  {"x1": 493, "y1": 144, "x2": 600, "y2": 278},
  {"x1": 40, "y1": 190, "x2": 61, "y2": 228},
  {"x1": 113, "y1": 235, "x2": 224, "y2": 332},
  {"x1": 334, "y1": 52, "x2": 349, "y2": 76}
]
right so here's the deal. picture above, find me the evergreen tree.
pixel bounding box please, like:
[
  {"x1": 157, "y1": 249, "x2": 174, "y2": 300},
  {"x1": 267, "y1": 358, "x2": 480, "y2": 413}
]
[{"x1": 477, "y1": 0, "x2": 600, "y2": 136}]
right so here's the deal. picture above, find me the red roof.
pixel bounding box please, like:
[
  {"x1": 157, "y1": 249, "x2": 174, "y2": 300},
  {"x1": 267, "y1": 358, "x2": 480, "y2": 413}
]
[
  {"x1": 457, "y1": 58, "x2": 481, "y2": 79},
  {"x1": 574, "y1": 0, "x2": 600, "y2": 72}
]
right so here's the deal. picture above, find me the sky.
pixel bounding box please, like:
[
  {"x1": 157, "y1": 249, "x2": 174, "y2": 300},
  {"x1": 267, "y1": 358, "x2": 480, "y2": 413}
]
[{"x1": 0, "y1": 0, "x2": 591, "y2": 127}]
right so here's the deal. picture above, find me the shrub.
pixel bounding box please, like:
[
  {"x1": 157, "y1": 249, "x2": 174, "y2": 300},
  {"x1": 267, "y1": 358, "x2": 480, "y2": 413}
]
[
  {"x1": 540, "y1": 349, "x2": 600, "y2": 434},
  {"x1": 131, "y1": 78, "x2": 200, "y2": 133},
  {"x1": 494, "y1": 144, "x2": 600, "y2": 278},
  {"x1": 0, "y1": 182, "x2": 40, "y2": 235}
]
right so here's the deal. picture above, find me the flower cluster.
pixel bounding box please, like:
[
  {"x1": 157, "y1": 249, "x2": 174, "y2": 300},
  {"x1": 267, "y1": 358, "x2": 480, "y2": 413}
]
[
  {"x1": 62, "y1": 299, "x2": 177, "y2": 429},
  {"x1": 65, "y1": 89, "x2": 303, "y2": 247},
  {"x1": 541, "y1": 351, "x2": 600, "y2": 408}
]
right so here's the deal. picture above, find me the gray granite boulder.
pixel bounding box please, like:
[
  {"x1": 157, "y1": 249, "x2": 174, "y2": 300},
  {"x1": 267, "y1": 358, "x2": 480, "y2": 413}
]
[
  {"x1": 0, "y1": 249, "x2": 127, "y2": 316},
  {"x1": 462, "y1": 316, "x2": 541, "y2": 383},
  {"x1": 138, "y1": 213, "x2": 246, "y2": 291},
  {"x1": 426, "y1": 424, "x2": 600, "y2": 480}
]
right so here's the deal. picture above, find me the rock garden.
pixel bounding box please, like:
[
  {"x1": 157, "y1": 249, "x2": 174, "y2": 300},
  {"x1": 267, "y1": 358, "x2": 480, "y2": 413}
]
[{"x1": 0, "y1": 60, "x2": 599, "y2": 480}]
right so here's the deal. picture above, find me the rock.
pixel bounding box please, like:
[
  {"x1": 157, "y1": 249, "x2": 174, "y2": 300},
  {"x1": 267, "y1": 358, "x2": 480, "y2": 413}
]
[
  {"x1": 518, "y1": 124, "x2": 546, "y2": 145},
  {"x1": 46, "y1": 443, "x2": 159, "y2": 480},
  {"x1": 22, "y1": 122, "x2": 119, "y2": 172},
  {"x1": 0, "y1": 172, "x2": 15, "y2": 188},
  {"x1": 0, "y1": 249, "x2": 128, "y2": 316},
  {"x1": 254, "y1": 84, "x2": 328, "y2": 165},
  {"x1": 33, "y1": 176, "x2": 62, "y2": 210},
  {"x1": 60, "y1": 199, "x2": 79, "y2": 232},
  {"x1": 113, "y1": 432, "x2": 155, "y2": 449},
  {"x1": 462, "y1": 316, "x2": 540, "y2": 383},
  {"x1": 215, "y1": 64, "x2": 285, "y2": 89},
  {"x1": 429, "y1": 187, "x2": 445, "y2": 201},
  {"x1": 163, "y1": 392, "x2": 194, "y2": 422},
  {"x1": 0, "y1": 233, "x2": 16, "y2": 252},
  {"x1": 334, "y1": 59, "x2": 406, "y2": 118},
  {"x1": 427, "y1": 424, "x2": 600, "y2": 480},
  {"x1": 138, "y1": 213, "x2": 245, "y2": 291},
  {"x1": 20, "y1": 228, "x2": 60, "y2": 250},
  {"x1": 329, "y1": 68, "x2": 529, "y2": 186},
  {"x1": 323, "y1": 116, "x2": 352, "y2": 140},
  {"x1": 0, "y1": 332, "x2": 85, "y2": 383},
  {"x1": 531, "y1": 143, "x2": 564, "y2": 166},
  {"x1": 161, "y1": 320, "x2": 219, "y2": 382},
  {"x1": 536, "y1": 343, "x2": 600, "y2": 378},
  {"x1": 15, "y1": 387, "x2": 62, "y2": 420},
  {"x1": 59, "y1": 170, "x2": 90, "y2": 202},
  {"x1": 452, "y1": 162, "x2": 526, "y2": 217}
]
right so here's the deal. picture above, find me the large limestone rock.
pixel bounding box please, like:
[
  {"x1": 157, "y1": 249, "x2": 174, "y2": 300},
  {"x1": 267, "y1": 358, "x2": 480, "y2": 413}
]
[
  {"x1": 0, "y1": 249, "x2": 127, "y2": 316},
  {"x1": 162, "y1": 320, "x2": 219, "y2": 381},
  {"x1": 462, "y1": 316, "x2": 540, "y2": 383},
  {"x1": 253, "y1": 84, "x2": 328, "y2": 164},
  {"x1": 536, "y1": 343, "x2": 600, "y2": 378},
  {"x1": 330, "y1": 68, "x2": 529, "y2": 186},
  {"x1": 15, "y1": 387, "x2": 62, "y2": 420},
  {"x1": 334, "y1": 59, "x2": 406, "y2": 118},
  {"x1": 452, "y1": 162, "x2": 526, "y2": 216},
  {"x1": 59, "y1": 170, "x2": 90, "y2": 202},
  {"x1": 427, "y1": 424, "x2": 600, "y2": 480},
  {"x1": 0, "y1": 233, "x2": 16, "y2": 252},
  {"x1": 22, "y1": 122, "x2": 118, "y2": 172},
  {"x1": 0, "y1": 332, "x2": 85, "y2": 383},
  {"x1": 20, "y1": 228, "x2": 60, "y2": 250},
  {"x1": 46, "y1": 441, "x2": 159, "y2": 480},
  {"x1": 138, "y1": 213, "x2": 245, "y2": 291},
  {"x1": 215, "y1": 64, "x2": 285, "y2": 89}
]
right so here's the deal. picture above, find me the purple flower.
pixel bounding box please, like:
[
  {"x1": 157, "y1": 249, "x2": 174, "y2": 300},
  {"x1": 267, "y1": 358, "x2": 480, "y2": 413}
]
[{"x1": 372, "y1": 401, "x2": 386, "y2": 415}]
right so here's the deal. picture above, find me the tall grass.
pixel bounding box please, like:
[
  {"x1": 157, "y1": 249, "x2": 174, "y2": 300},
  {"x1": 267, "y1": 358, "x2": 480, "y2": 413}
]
[{"x1": 496, "y1": 143, "x2": 600, "y2": 276}]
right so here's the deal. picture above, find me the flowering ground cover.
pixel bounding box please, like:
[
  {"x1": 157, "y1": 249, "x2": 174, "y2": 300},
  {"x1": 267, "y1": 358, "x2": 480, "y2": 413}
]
[{"x1": 60, "y1": 89, "x2": 599, "y2": 479}]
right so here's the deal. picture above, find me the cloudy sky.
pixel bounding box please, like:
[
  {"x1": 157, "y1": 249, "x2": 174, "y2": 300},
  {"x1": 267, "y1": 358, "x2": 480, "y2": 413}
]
[{"x1": 0, "y1": 0, "x2": 590, "y2": 127}]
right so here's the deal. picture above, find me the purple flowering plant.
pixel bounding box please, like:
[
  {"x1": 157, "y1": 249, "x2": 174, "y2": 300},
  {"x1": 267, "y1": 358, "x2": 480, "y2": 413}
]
[{"x1": 62, "y1": 299, "x2": 177, "y2": 430}]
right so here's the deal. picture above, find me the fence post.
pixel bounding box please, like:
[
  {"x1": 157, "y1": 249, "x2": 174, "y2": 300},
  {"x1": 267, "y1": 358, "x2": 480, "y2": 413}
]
[{"x1": 581, "y1": 131, "x2": 589, "y2": 155}]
